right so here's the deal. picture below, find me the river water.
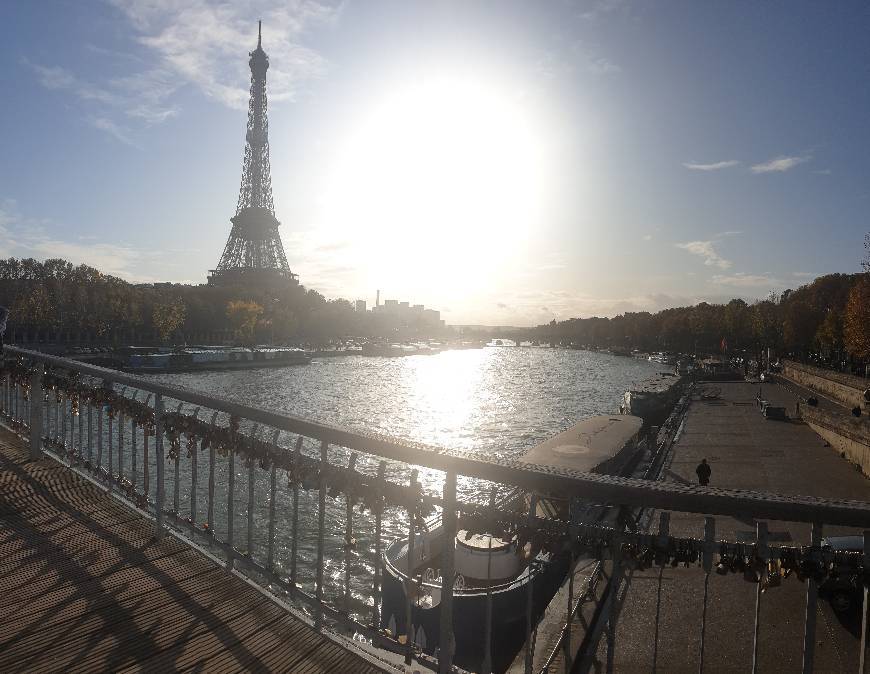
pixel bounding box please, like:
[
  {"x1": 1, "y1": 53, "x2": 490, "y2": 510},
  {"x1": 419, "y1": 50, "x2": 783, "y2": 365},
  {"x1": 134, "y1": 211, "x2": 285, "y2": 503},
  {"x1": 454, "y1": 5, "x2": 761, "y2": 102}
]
[
  {"x1": 141, "y1": 347, "x2": 661, "y2": 625},
  {"x1": 157, "y1": 347, "x2": 661, "y2": 459}
]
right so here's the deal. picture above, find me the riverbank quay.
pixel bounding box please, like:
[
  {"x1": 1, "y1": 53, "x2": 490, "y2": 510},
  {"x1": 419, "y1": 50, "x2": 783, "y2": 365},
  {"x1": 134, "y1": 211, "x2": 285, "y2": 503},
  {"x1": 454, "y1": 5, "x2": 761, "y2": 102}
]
[
  {"x1": 0, "y1": 429, "x2": 387, "y2": 673},
  {"x1": 588, "y1": 380, "x2": 870, "y2": 673}
]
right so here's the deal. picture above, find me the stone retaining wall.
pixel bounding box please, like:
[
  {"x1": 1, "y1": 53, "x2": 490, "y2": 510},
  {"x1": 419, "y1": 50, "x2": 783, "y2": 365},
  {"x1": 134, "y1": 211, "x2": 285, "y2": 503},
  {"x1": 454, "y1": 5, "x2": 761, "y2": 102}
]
[
  {"x1": 802, "y1": 405, "x2": 870, "y2": 474},
  {"x1": 783, "y1": 360, "x2": 869, "y2": 409}
]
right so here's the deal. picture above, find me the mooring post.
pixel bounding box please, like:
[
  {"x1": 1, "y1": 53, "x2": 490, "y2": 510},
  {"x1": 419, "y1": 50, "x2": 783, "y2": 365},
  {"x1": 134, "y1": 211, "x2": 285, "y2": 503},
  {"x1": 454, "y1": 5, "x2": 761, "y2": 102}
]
[{"x1": 29, "y1": 368, "x2": 43, "y2": 460}]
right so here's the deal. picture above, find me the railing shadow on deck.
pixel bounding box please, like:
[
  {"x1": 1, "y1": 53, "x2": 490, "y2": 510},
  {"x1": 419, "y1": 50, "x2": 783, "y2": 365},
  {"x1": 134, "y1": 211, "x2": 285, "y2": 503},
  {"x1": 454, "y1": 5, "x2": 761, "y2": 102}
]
[{"x1": 3, "y1": 345, "x2": 870, "y2": 674}]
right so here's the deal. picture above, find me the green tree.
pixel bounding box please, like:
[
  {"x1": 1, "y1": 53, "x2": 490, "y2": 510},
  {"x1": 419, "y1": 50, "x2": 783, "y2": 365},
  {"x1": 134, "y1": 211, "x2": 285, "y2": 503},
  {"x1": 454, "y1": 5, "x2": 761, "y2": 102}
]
[
  {"x1": 226, "y1": 300, "x2": 264, "y2": 344},
  {"x1": 152, "y1": 297, "x2": 186, "y2": 343}
]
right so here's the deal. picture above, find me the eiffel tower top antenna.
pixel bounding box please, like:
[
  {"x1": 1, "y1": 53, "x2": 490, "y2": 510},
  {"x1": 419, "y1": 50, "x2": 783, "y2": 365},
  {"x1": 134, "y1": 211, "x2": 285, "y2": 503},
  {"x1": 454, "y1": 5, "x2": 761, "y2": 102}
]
[{"x1": 258, "y1": 19, "x2": 262, "y2": 48}]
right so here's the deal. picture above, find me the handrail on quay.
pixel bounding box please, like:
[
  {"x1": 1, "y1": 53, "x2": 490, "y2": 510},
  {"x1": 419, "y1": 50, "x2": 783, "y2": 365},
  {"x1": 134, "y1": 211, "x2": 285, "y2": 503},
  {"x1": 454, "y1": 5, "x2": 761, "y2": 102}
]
[{"x1": 3, "y1": 344, "x2": 870, "y2": 674}]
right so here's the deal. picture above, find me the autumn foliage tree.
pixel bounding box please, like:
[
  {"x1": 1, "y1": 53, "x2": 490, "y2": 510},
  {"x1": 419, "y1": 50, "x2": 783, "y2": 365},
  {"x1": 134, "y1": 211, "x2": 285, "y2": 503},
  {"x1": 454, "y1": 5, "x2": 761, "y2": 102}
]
[{"x1": 226, "y1": 300, "x2": 264, "y2": 344}]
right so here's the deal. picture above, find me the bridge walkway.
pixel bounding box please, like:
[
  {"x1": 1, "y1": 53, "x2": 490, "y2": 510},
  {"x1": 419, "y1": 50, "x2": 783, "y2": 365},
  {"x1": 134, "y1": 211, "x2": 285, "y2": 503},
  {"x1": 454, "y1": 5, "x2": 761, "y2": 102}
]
[{"x1": 0, "y1": 428, "x2": 384, "y2": 674}]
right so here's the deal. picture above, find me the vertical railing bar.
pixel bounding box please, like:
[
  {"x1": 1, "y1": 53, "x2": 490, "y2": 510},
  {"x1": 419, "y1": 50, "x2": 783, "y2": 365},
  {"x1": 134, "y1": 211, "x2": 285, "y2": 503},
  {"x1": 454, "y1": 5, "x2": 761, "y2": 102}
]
[
  {"x1": 653, "y1": 512, "x2": 670, "y2": 672},
  {"x1": 118, "y1": 411, "x2": 124, "y2": 483},
  {"x1": 344, "y1": 452, "x2": 359, "y2": 618},
  {"x1": 751, "y1": 521, "x2": 768, "y2": 674},
  {"x1": 524, "y1": 494, "x2": 539, "y2": 674},
  {"x1": 290, "y1": 436, "x2": 303, "y2": 590},
  {"x1": 117, "y1": 386, "x2": 126, "y2": 482},
  {"x1": 87, "y1": 402, "x2": 93, "y2": 467},
  {"x1": 207, "y1": 411, "x2": 218, "y2": 539},
  {"x1": 96, "y1": 401, "x2": 103, "y2": 474},
  {"x1": 438, "y1": 470, "x2": 457, "y2": 674},
  {"x1": 107, "y1": 401, "x2": 114, "y2": 492},
  {"x1": 606, "y1": 526, "x2": 624, "y2": 674},
  {"x1": 60, "y1": 392, "x2": 66, "y2": 460},
  {"x1": 699, "y1": 516, "x2": 715, "y2": 674},
  {"x1": 482, "y1": 487, "x2": 497, "y2": 674},
  {"x1": 227, "y1": 418, "x2": 236, "y2": 571},
  {"x1": 372, "y1": 460, "x2": 387, "y2": 630},
  {"x1": 315, "y1": 440, "x2": 329, "y2": 629},
  {"x1": 801, "y1": 522, "x2": 821, "y2": 674},
  {"x1": 189, "y1": 407, "x2": 200, "y2": 534},
  {"x1": 246, "y1": 424, "x2": 259, "y2": 560},
  {"x1": 129, "y1": 392, "x2": 138, "y2": 491},
  {"x1": 564, "y1": 498, "x2": 579, "y2": 674},
  {"x1": 154, "y1": 393, "x2": 165, "y2": 540},
  {"x1": 404, "y1": 469, "x2": 419, "y2": 666},
  {"x1": 29, "y1": 368, "x2": 43, "y2": 461},
  {"x1": 267, "y1": 429, "x2": 280, "y2": 572},
  {"x1": 860, "y1": 530, "x2": 870, "y2": 674},
  {"x1": 173, "y1": 403, "x2": 183, "y2": 517}
]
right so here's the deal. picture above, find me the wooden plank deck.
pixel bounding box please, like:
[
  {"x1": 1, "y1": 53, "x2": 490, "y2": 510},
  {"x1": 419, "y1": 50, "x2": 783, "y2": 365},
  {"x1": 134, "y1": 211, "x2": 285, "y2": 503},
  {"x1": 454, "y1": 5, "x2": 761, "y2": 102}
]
[{"x1": 0, "y1": 428, "x2": 386, "y2": 673}]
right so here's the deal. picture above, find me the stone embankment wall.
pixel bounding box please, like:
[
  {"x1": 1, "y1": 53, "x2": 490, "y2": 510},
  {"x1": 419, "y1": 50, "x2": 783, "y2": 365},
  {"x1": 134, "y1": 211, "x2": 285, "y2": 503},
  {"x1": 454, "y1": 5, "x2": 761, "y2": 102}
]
[
  {"x1": 802, "y1": 405, "x2": 870, "y2": 474},
  {"x1": 783, "y1": 360, "x2": 869, "y2": 409}
]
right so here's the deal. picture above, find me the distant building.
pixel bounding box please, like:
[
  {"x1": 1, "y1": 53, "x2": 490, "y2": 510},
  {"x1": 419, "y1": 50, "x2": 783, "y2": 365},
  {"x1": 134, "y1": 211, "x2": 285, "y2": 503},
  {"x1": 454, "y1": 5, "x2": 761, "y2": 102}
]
[{"x1": 355, "y1": 300, "x2": 367, "y2": 313}]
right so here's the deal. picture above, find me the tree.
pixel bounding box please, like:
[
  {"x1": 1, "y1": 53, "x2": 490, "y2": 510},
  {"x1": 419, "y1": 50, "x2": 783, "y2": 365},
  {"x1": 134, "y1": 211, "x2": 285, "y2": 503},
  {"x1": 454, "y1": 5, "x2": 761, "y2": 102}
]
[
  {"x1": 226, "y1": 300, "x2": 264, "y2": 344},
  {"x1": 152, "y1": 297, "x2": 186, "y2": 343},
  {"x1": 844, "y1": 276, "x2": 870, "y2": 360}
]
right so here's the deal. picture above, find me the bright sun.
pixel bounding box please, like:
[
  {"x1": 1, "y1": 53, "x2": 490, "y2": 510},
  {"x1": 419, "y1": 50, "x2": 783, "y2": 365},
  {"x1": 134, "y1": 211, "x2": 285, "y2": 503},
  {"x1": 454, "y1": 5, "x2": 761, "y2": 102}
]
[{"x1": 324, "y1": 75, "x2": 547, "y2": 296}]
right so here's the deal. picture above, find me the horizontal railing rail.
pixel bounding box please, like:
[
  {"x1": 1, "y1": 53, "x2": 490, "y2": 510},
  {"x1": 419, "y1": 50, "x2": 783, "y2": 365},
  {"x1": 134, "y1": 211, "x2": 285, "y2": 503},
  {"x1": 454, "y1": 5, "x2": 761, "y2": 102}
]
[{"x1": 3, "y1": 345, "x2": 870, "y2": 674}]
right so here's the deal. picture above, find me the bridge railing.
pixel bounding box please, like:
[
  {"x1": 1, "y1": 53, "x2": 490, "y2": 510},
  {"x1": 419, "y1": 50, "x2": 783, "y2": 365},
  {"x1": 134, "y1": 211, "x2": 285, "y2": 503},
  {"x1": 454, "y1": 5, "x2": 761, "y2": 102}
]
[{"x1": 3, "y1": 345, "x2": 870, "y2": 674}]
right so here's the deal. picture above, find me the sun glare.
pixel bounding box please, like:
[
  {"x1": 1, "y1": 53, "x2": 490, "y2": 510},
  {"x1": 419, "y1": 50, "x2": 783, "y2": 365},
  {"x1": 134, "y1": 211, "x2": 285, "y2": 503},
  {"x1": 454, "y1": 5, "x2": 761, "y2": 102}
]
[{"x1": 324, "y1": 75, "x2": 547, "y2": 295}]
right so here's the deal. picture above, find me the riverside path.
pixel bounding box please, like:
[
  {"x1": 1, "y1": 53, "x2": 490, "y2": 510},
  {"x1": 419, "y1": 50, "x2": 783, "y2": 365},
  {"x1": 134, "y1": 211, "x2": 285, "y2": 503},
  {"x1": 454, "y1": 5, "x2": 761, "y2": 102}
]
[{"x1": 590, "y1": 379, "x2": 870, "y2": 672}]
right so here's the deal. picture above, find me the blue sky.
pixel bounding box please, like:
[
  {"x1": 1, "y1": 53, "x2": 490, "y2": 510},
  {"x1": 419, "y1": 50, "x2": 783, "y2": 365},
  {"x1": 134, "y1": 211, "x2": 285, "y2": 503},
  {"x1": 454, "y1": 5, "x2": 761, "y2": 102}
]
[{"x1": 1, "y1": 1, "x2": 868, "y2": 325}]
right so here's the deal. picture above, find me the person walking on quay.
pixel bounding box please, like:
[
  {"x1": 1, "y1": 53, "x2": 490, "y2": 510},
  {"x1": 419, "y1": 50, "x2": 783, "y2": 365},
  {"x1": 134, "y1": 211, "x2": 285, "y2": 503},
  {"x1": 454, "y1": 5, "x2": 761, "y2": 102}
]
[{"x1": 696, "y1": 458, "x2": 711, "y2": 486}]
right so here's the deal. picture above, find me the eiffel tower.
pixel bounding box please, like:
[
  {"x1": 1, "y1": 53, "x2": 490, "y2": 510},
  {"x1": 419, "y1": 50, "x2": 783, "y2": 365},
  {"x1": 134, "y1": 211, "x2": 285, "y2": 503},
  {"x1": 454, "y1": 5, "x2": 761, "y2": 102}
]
[{"x1": 208, "y1": 22, "x2": 297, "y2": 288}]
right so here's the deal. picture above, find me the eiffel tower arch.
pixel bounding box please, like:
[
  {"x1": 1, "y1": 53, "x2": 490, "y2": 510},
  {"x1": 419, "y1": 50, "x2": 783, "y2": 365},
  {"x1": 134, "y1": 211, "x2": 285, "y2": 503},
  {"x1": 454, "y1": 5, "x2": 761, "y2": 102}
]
[{"x1": 208, "y1": 22, "x2": 298, "y2": 289}]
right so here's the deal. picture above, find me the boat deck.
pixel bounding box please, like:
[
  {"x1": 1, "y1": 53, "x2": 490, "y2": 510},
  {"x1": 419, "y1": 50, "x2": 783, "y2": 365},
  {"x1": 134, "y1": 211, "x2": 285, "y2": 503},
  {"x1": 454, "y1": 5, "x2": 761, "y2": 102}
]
[{"x1": 0, "y1": 428, "x2": 384, "y2": 673}]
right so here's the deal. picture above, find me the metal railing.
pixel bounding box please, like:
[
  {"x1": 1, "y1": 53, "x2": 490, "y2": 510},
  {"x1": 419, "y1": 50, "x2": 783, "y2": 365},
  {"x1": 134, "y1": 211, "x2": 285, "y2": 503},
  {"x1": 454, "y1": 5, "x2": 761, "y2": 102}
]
[{"x1": 3, "y1": 345, "x2": 870, "y2": 673}]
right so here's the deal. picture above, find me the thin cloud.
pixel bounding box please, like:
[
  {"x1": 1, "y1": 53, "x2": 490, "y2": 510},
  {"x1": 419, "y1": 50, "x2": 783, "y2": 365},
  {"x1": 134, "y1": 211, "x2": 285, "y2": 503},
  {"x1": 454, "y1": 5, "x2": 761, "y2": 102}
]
[
  {"x1": 642, "y1": 234, "x2": 653, "y2": 241},
  {"x1": 109, "y1": 0, "x2": 338, "y2": 110},
  {"x1": 0, "y1": 198, "x2": 160, "y2": 282},
  {"x1": 27, "y1": 59, "x2": 178, "y2": 142},
  {"x1": 675, "y1": 240, "x2": 732, "y2": 270},
  {"x1": 711, "y1": 273, "x2": 783, "y2": 288},
  {"x1": 683, "y1": 160, "x2": 739, "y2": 171},
  {"x1": 751, "y1": 155, "x2": 810, "y2": 174},
  {"x1": 89, "y1": 117, "x2": 138, "y2": 147}
]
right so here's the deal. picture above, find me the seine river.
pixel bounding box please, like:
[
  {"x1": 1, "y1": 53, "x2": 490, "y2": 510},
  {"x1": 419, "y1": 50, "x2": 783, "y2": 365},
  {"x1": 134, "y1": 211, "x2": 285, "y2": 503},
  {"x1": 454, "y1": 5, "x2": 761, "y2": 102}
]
[
  {"x1": 144, "y1": 347, "x2": 662, "y2": 624},
  {"x1": 157, "y1": 346, "x2": 661, "y2": 459}
]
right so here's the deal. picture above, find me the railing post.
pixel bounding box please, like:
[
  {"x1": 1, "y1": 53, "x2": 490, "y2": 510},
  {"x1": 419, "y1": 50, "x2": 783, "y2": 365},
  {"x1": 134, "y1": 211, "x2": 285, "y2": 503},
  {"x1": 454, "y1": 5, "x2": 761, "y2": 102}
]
[
  {"x1": 290, "y1": 436, "x2": 303, "y2": 591},
  {"x1": 372, "y1": 460, "x2": 387, "y2": 630},
  {"x1": 438, "y1": 470, "x2": 457, "y2": 674},
  {"x1": 28, "y1": 368, "x2": 43, "y2": 461},
  {"x1": 343, "y1": 453, "x2": 359, "y2": 618},
  {"x1": 405, "y1": 469, "x2": 419, "y2": 666},
  {"x1": 315, "y1": 440, "x2": 328, "y2": 629},
  {"x1": 699, "y1": 516, "x2": 715, "y2": 673},
  {"x1": 860, "y1": 530, "x2": 870, "y2": 673},
  {"x1": 802, "y1": 523, "x2": 821, "y2": 674},
  {"x1": 154, "y1": 393, "x2": 165, "y2": 540},
  {"x1": 227, "y1": 441, "x2": 236, "y2": 571},
  {"x1": 267, "y1": 430, "x2": 279, "y2": 572},
  {"x1": 751, "y1": 521, "x2": 768, "y2": 674},
  {"x1": 482, "y1": 488, "x2": 497, "y2": 674},
  {"x1": 524, "y1": 495, "x2": 539, "y2": 674}
]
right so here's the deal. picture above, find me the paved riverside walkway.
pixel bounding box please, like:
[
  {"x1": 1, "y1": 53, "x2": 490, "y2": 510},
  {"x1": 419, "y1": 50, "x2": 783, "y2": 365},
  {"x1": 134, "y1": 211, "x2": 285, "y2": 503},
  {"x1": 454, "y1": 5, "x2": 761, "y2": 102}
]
[
  {"x1": 0, "y1": 428, "x2": 385, "y2": 674},
  {"x1": 592, "y1": 380, "x2": 870, "y2": 673}
]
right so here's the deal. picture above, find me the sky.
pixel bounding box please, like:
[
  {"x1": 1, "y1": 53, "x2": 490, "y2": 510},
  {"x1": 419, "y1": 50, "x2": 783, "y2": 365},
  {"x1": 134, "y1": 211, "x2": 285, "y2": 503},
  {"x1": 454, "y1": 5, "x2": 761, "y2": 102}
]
[{"x1": 1, "y1": 1, "x2": 869, "y2": 326}]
